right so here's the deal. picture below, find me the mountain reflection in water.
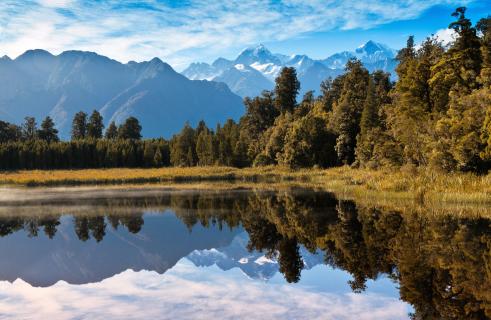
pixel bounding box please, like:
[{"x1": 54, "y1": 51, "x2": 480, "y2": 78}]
[{"x1": 0, "y1": 187, "x2": 489, "y2": 319}]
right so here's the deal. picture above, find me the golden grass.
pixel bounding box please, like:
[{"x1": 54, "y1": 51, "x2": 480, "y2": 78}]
[
  {"x1": 0, "y1": 166, "x2": 315, "y2": 186},
  {"x1": 0, "y1": 165, "x2": 490, "y2": 206}
]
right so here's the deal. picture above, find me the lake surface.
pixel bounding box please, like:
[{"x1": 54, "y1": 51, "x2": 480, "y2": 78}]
[{"x1": 0, "y1": 187, "x2": 489, "y2": 319}]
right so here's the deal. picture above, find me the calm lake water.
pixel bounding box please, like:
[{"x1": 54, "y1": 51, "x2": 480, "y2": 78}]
[{"x1": 0, "y1": 187, "x2": 489, "y2": 319}]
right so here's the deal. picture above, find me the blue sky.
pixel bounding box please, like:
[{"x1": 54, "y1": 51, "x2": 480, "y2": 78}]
[{"x1": 0, "y1": 1, "x2": 489, "y2": 70}]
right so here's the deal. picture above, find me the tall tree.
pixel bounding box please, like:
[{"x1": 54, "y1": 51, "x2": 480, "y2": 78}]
[
  {"x1": 118, "y1": 117, "x2": 142, "y2": 140},
  {"x1": 38, "y1": 116, "x2": 59, "y2": 143},
  {"x1": 0, "y1": 120, "x2": 21, "y2": 143},
  {"x1": 331, "y1": 59, "x2": 369, "y2": 164},
  {"x1": 105, "y1": 121, "x2": 118, "y2": 139},
  {"x1": 22, "y1": 117, "x2": 37, "y2": 141},
  {"x1": 477, "y1": 16, "x2": 491, "y2": 87},
  {"x1": 71, "y1": 111, "x2": 87, "y2": 140},
  {"x1": 87, "y1": 110, "x2": 104, "y2": 139},
  {"x1": 274, "y1": 67, "x2": 300, "y2": 114},
  {"x1": 170, "y1": 122, "x2": 196, "y2": 166},
  {"x1": 196, "y1": 128, "x2": 214, "y2": 166}
]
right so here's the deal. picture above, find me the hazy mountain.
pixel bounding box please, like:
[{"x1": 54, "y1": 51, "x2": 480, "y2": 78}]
[
  {"x1": 182, "y1": 41, "x2": 397, "y2": 98},
  {"x1": 0, "y1": 214, "x2": 240, "y2": 287},
  {"x1": 0, "y1": 50, "x2": 243, "y2": 138},
  {"x1": 213, "y1": 64, "x2": 274, "y2": 98}
]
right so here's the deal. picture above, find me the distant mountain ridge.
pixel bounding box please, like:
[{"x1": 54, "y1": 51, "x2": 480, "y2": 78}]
[
  {"x1": 187, "y1": 231, "x2": 324, "y2": 281},
  {"x1": 0, "y1": 50, "x2": 243, "y2": 138},
  {"x1": 182, "y1": 41, "x2": 398, "y2": 98}
]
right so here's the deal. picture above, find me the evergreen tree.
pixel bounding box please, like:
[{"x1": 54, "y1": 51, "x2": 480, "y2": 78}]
[
  {"x1": 319, "y1": 75, "x2": 345, "y2": 113},
  {"x1": 87, "y1": 110, "x2": 104, "y2": 139},
  {"x1": 71, "y1": 111, "x2": 87, "y2": 140},
  {"x1": 240, "y1": 90, "x2": 279, "y2": 162},
  {"x1": 331, "y1": 59, "x2": 369, "y2": 164},
  {"x1": 274, "y1": 67, "x2": 300, "y2": 114},
  {"x1": 118, "y1": 117, "x2": 142, "y2": 140},
  {"x1": 105, "y1": 121, "x2": 118, "y2": 139},
  {"x1": 430, "y1": 7, "x2": 482, "y2": 112},
  {"x1": 477, "y1": 17, "x2": 491, "y2": 87},
  {"x1": 196, "y1": 128, "x2": 214, "y2": 166},
  {"x1": 38, "y1": 116, "x2": 59, "y2": 143},
  {"x1": 22, "y1": 117, "x2": 37, "y2": 141},
  {"x1": 170, "y1": 122, "x2": 196, "y2": 166},
  {"x1": 0, "y1": 120, "x2": 21, "y2": 143},
  {"x1": 355, "y1": 78, "x2": 381, "y2": 166}
]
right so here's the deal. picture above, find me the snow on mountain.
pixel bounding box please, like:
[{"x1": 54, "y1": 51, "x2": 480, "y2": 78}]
[
  {"x1": 322, "y1": 40, "x2": 397, "y2": 73},
  {"x1": 235, "y1": 44, "x2": 282, "y2": 66},
  {"x1": 181, "y1": 41, "x2": 398, "y2": 98},
  {"x1": 187, "y1": 231, "x2": 324, "y2": 281},
  {"x1": 181, "y1": 62, "x2": 219, "y2": 80},
  {"x1": 214, "y1": 64, "x2": 274, "y2": 98}
]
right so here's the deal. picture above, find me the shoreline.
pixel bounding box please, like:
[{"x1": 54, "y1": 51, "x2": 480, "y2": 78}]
[{"x1": 0, "y1": 166, "x2": 490, "y2": 206}]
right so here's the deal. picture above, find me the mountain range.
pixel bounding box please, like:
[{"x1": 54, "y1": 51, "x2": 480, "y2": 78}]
[
  {"x1": 0, "y1": 50, "x2": 243, "y2": 138},
  {"x1": 182, "y1": 41, "x2": 398, "y2": 98},
  {"x1": 0, "y1": 41, "x2": 397, "y2": 139},
  {"x1": 187, "y1": 231, "x2": 324, "y2": 281},
  {"x1": 0, "y1": 213, "x2": 322, "y2": 287}
]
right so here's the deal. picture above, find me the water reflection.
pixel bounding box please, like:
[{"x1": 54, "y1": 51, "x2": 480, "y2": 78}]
[{"x1": 0, "y1": 188, "x2": 489, "y2": 319}]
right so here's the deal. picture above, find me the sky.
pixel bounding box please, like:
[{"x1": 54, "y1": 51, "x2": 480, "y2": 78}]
[
  {"x1": 0, "y1": 0, "x2": 489, "y2": 71},
  {"x1": 0, "y1": 260, "x2": 410, "y2": 319}
]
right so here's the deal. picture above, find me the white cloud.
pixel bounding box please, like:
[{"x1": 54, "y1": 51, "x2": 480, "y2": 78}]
[
  {"x1": 0, "y1": 259, "x2": 410, "y2": 320},
  {"x1": 433, "y1": 28, "x2": 458, "y2": 46},
  {"x1": 0, "y1": 0, "x2": 467, "y2": 69}
]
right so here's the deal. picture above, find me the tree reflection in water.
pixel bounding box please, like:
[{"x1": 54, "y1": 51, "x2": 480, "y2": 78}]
[{"x1": 0, "y1": 188, "x2": 489, "y2": 319}]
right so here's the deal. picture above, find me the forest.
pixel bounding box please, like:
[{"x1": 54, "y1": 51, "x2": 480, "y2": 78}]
[{"x1": 0, "y1": 7, "x2": 490, "y2": 172}]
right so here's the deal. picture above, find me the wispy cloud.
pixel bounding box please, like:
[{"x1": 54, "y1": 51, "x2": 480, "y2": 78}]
[
  {"x1": 0, "y1": 259, "x2": 410, "y2": 319},
  {"x1": 0, "y1": 0, "x2": 467, "y2": 69}
]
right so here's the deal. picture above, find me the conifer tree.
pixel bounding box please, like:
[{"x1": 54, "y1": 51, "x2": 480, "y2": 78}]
[
  {"x1": 87, "y1": 110, "x2": 104, "y2": 139},
  {"x1": 22, "y1": 117, "x2": 37, "y2": 141},
  {"x1": 331, "y1": 59, "x2": 369, "y2": 164},
  {"x1": 105, "y1": 121, "x2": 118, "y2": 139},
  {"x1": 118, "y1": 117, "x2": 142, "y2": 140},
  {"x1": 477, "y1": 17, "x2": 491, "y2": 87},
  {"x1": 71, "y1": 112, "x2": 87, "y2": 140},
  {"x1": 274, "y1": 67, "x2": 300, "y2": 114},
  {"x1": 38, "y1": 116, "x2": 59, "y2": 143},
  {"x1": 196, "y1": 129, "x2": 214, "y2": 166}
]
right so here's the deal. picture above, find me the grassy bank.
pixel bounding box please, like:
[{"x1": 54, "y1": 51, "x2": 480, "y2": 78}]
[{"x1": 0, "y1": 166, "x2": 490, "y2": 205}]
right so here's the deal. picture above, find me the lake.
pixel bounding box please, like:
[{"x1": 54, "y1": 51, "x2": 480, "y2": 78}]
[{"x1": 0, "y1": 187, "x2": 489, "y2": 319}]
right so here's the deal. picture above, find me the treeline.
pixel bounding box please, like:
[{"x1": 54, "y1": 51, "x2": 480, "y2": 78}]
[
  {"x1": 169, "y1": 8, "x2": 491, "y2": 172},
  {"x1": 1, "y1": 7, "x2": 490, "y2": 172},
  {"x1": 0, "y1": 112, "x2": 169, "y2": 169}
]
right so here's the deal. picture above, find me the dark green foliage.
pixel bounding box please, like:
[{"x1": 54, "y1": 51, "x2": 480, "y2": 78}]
[
  {"x1": 71, "y1": 111, "x2": 87, "y2": 140},
  {"x1": 118, "y1": 117, "x2": 142, "y2": 140},
  {"x1": 170, "y1": 122, "x2": 197, "y2": 166},
  {"x1": 105, "y1": 121, "x2": 118, "y2": 140},
  {"x1": 274, "y1": 67, "x2": 300, "y2": 114},
  {"x1": 331, "y1": 59, "x2": 370, "y2": 164},
  {"x1": 0, "y1": 121, "x2": 21, "y2": 143},
  {"x1": 38, "y1": 116, "x2": 59, "y2": 143},
  {"x1": 22, "y1": 117, "x2": 37, "y2": 141},
  {"x1": 87, "y1": 110, "x2": 104, "y2": 139}
]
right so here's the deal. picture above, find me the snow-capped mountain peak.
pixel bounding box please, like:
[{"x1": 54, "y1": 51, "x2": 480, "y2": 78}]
[
  {"x1": 182, "y1": 41, "x2": 398, "y2": 98},
  {"x1": 235, "y1": 44, "x2": 282, "y2": 66}
]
